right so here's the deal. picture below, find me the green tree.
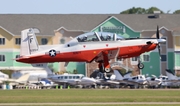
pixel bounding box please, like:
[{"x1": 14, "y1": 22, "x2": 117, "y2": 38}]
[
  {"x1": 146, "y1": 7, "x2": 164, "y2": 14},
  {"x1": 173, "y1": 9, "x2": 180, "y2": 14},
  {"x1": 73, "y1": 69, "x2": 78, "y2": 74},
  {"x1": 120, "y1": 7, "x2": 146, "y2": 14},
  {"x1": 120, "y1": 7, "x2": 164, "y2": 14}
]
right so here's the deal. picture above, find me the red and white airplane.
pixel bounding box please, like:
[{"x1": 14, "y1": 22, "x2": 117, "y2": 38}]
[{"x1": 16, "y1": 26, "x2": 166, "y2": 73}]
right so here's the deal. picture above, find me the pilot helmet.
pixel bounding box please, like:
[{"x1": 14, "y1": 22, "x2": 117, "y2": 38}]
[{"x1": 84, "y1": 35, "x2": 87, "y2": 39}]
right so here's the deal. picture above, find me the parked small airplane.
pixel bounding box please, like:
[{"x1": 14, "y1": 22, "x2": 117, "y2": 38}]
[
  {"x1": 48, "y1": 73, "x2": 97, "y2": 88},
  {"x1": 114, "y1": 70, "x2": 147, "y2": 88},
  {"x1": 165, "y1": 69, "x2": 180, "y2": 87},
  {"x1": 16, "y1": 26, "x2": 166, "y2": 73},
  {"x1": 0, "y1": 71, "x2": 9, "y2": 79},
  {"x1": 37, "y1": 78, "x2": 54, "y2": 86},
  {"x1": 146, "y1": 75, "x2": 162, "y2": 88},
  {"x1": 158, "y1": 75, "x2": 170, "y2": 88},
  {"x1": 166, "y1": 69, "x2": 180, "y2": 80},
  {"x1": 0, "y1": 73, "x2": 30, "y2": 85},
  {"x1": 90, "y1": 70, "x2": 120, "y2": 88}
]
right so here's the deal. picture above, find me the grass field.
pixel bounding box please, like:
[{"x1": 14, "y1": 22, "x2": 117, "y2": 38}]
[{"x1": 0, "y1": 89, "x2": 180, "y2": 105}]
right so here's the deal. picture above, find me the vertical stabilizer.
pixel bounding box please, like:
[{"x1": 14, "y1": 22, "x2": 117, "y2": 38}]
[
  {"x1": 114, "y1": 70, "x2": 123, "y2": 80},
  {"x1": 16, "y1": 73, "x2": 30, "y2": 83},
  {"x1": 20, "y1": 28, "x2": 40, "y2": 56},
  {"x1": 166, "y1": 69, "x2": 176, "y2": 80}
]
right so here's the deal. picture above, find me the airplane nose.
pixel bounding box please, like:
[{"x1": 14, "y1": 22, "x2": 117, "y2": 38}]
[{"x1": 157, "y1": 39, "x2": 166, "y2": 44}]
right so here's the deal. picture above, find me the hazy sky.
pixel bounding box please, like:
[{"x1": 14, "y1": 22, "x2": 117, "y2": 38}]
[{"x1": 0, "y1": 0, "x2": 179, "y2": 14}]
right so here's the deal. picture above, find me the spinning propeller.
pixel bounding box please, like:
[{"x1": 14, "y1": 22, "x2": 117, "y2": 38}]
[{"x1": 156, "y1": 26, "x2": 161, "y2": 60}]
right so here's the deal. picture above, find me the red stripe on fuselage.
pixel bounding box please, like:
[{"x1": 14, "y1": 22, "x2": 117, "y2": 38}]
[
  {"x1": 16, "y1": 43, "x2": 157, "y2": 64},
  {"x1": 119, "y1": 43, "x2": 157, "y2": 58},
  {"x1": 16, "y1": 49, "x2": 103, "y2": 63}
]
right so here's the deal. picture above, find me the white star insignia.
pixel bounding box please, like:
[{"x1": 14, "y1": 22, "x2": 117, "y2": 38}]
[{"x1": 49, "y1": 49, "x2": 56, "y2": 57}]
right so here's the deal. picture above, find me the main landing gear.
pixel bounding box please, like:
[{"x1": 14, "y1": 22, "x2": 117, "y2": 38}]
[
  {"x1": 97, "y1": 51, "x2": 111, "y2": 73},
  {"x1": 98, "y1": 62, "x2": 111, "y2": 73}
]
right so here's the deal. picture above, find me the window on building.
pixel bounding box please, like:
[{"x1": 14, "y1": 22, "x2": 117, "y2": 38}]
[
  {"x1": 117, "y1": 58, "x2": 123, "y2": 61},
  {"x1": 60, "y1": 38, "x2": 65, "y2": 44},
  {"x1": 143, "y1": 54, "x2": 150, "y2": 62},
  {"x1": 41, "y1": 38, "x2": 48, "y2": 45},
  {"x1": 0, "y1": 38, "x2": 5, "y2": 45},
  {"x1": 15, "y1": 38, "x2": 21, "y2": 45},
  {"x1": 132, "y1": 57, "x2": 138, "y2": 61},
  {"x1": 0, "y1": 55, "x2": 5, "y2": 62},
  {"x1": 16, "y1": 55, "x2": 20, "y2": 58},
  {"x1": 175, "y1": 53, "x2": 180, "y2": 66},
  {"x1": 161, "y1": 55, "x2": 166, "y2": 61}
]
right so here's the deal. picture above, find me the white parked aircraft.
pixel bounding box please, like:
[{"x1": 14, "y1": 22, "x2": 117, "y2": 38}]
[
  {"x1": 166, "y1": 69, "x2": 180, "y2": 80},
  {"x1": 16, "y1": 26, "x2": 166, "y2": 73},
  {"x1": 91, "y1": 70, "x2": 120, "y2": 88},
  {"x1": 146, "y1": 75, "x2": 162, "y2": 88},
  {"x1": 0, "y1": 71, "x2": 9, "y2": 79},
  {"x1": 48, "y1": 73, "x2": 97, "y2": 88},
  {"x1": 165, "y1": 69, "x2": 180, "y2": 87},
  {"x1": 114, "y1": 70, "x2": 147, "y2": 88},
  {"x1": 0, "y1": 73, "x2": 30, "y2": 85}
]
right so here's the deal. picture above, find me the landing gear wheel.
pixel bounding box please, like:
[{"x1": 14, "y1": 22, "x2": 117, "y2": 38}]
[
  {"x1": 137, "y1": 63, "x2": 144, "y2": 69},
  {"x1": 104, "y1": 68, "x2": 111, "y2": 73}
]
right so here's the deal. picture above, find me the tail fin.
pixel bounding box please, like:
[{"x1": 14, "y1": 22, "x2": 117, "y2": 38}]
[
  {"x1": 16, "y1": 73, "x2": 30, "y2": 83},
  {"x1": 166, "y1": 69, "x2": 176, "y2": 80},
  {"x1": 20, "y1": 28, "x2": 40, "y2": 56},
  {"x1": 114, "y1": 70, "x2": 124, "y2": 80}
]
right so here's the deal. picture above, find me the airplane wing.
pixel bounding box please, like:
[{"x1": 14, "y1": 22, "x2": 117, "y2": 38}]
[
  {"x1": 165, "y1": 80, "x2": 180, "y2": 83},
  {"x1": 0, "y1": 73, "x2": 30, "y2": 85},
  {"x1": 48, "y1": 78, "x2": 81, "y2": 86},
  {"x1": 122, "y1": 80, "x2": 147, "y2": 86},
  {"x1": 96, "y1": 79, "x2": 120, "y2": 85}
]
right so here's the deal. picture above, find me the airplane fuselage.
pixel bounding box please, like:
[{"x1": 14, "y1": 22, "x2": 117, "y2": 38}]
[{"x1": 16, "y1": 39, "x2": 157, "y2": 64}]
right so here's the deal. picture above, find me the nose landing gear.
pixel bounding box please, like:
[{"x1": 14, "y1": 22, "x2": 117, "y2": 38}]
[
  {"x1": 137, "y1": 57, "x2": 144, "y2": 69},
  {"x1": 137, "y1": 62, "x2": 144, "y2": 69}
]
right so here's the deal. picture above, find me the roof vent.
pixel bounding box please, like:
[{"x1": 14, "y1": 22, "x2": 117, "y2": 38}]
[
  {"x1": 148, "y1": 11, "x2": 161, "y2": 19},
  {"x1": 153, "y1": 11, "x2": 161, "y2": 18}
]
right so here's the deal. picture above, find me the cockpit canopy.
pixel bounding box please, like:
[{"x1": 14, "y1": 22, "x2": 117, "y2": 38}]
[
  {"x1": 76, "y1": 32, "x2": 124, "y2": 42},
  {"x1": 65, "y1": 32, "x2": 124, "y2": 47}
]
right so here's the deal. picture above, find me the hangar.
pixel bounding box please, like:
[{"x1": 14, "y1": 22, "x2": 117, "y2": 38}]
[{"x1": 0, "y1": 13, "x2": 180, "y2": 76}]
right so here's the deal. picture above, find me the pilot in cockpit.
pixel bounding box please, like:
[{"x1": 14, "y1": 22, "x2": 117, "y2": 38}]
[
  {"x1": 77, "y1": 37, "x2": 81, "y2": 42},
  {"x1": 83, "y1": 35, "x2": 87, "y2": 42},
  {"x1": 107, "y1": 35, "x2": 111, "y2": 41},
  {"x1": 100, "y1": 35, "x2": 105, "y2": 41}
]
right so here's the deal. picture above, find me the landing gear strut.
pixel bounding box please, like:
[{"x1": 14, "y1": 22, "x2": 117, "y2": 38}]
[
  {"x1": 98, "y1": 62, "x2": 104, "y2": 73},
  {"x1": 97, "y1": 51, "x2": 111, "y2": 73},
  {"x1": 137, "y1": 57, "x2": 144, "y2": 69},
  {"x1": 98, "y1": 62, "x2": 111, "y2": 73}
]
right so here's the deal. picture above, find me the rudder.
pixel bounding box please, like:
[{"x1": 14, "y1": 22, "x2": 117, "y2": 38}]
[{"x1": 20, "y1": 28, "x2": 40, "y2": 56}]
